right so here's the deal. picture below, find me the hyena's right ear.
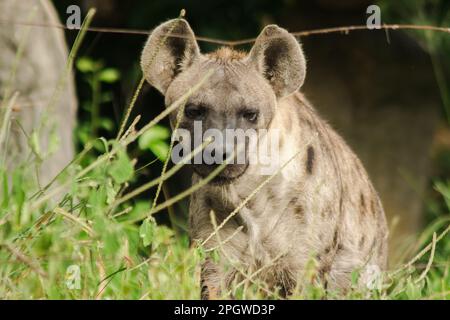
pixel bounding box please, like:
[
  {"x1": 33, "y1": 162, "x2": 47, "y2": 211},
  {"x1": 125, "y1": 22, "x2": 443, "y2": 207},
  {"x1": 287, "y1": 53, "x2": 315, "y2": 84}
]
[{"x1": 140, "y1": 19, "x2": 200, "y2": 94}]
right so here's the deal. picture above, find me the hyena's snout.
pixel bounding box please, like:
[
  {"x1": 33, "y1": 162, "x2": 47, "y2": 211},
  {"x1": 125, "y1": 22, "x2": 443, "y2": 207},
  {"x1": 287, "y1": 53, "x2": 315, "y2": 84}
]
[{"x1": 192, "y1": 135, "x2": 250, "y2": 184}]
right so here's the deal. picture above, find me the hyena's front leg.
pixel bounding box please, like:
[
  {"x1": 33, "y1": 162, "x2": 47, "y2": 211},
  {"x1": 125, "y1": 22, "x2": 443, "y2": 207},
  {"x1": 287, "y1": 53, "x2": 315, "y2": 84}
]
[
  {"x1": 190, "y1": 192, "x2": 247, "y2": 299},
  {"x1": 200, "y1": 259, "x2": 222, "y2": 300},
  {"x1": 189, "y1": 195, "x2": 225, "y2": 299}
]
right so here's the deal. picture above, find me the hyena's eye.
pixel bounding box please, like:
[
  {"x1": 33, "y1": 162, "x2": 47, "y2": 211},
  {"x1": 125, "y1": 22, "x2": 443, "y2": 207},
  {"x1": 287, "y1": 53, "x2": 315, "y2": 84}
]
[
  {"x1": 241, "y1": 110, "x2": 259, "y2": 123},
  {"x1": 185, "y1": 104, "x2": 207, "y2": 120}
]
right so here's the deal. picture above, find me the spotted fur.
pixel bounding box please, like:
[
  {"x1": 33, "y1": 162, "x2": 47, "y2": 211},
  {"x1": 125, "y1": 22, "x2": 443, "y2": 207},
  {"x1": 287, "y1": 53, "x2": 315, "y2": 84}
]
[{"x1": 141, "y1": 19, "x2": 388, "y2": 299}]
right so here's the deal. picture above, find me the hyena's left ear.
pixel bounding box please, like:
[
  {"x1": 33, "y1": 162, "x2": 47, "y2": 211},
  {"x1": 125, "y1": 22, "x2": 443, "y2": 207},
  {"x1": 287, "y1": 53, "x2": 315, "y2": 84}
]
[
  {"x1": 141, "y1": 19, "x2": 200, "y2": 94},
  {"x1": 247, "y1": 25, "x2": 306, "y2": 98}
]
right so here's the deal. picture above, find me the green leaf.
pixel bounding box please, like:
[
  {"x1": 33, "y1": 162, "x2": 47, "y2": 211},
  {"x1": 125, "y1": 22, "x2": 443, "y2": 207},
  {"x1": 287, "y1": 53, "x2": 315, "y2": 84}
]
[
  {"x1": 107, "y1": 149, "x2": 134, "y2": 184},
  {"x1": 92, "y1": 139, "x2": 107, "y2": 153},
  {"x1": 99, "y1": 68, "x2": 120, "y2": 83},
  {"x1": 76, "y1": 57, "x2": 95, "y2": 73},
  {"x1": 120, "y1": 201, "x2": 150, "y2": 222},
  {"x1": 138, "y1": 125, "x2": 170, "y2": 150},
  {"x1": 105, "y1": 178, "x2": 118, "y2": 205},
  {"x1": 138, "y1": 125, "x2": 171, "y2": 161},
  {"x1": 149, "y1": 140, "x2": 170, "y2": 161},
  {"x1": 139, "y1": 218, "x2": 156, "y2": 247},
  {"x1": 405, "y1": 278, "x2": 422, "y2": 299}
]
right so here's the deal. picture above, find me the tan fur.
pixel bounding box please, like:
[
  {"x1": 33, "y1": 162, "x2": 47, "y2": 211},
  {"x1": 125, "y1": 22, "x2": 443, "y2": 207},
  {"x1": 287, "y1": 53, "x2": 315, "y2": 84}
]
[
  {"x1": 206, "y1": 47, "x2": 247, "y2": 61},
  {"x1": 141, "y1": 19, "x2": 388, "y2": 299}
]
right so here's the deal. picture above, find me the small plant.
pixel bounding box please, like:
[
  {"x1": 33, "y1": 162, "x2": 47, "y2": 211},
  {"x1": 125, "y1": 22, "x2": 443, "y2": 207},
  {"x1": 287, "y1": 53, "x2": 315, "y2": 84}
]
[
  {"x1": 138, "y1": 125, "x2": 171, "y2": 162},
  {"x1": 76, "y1": 56, "x2": 120, "y2": 156}
]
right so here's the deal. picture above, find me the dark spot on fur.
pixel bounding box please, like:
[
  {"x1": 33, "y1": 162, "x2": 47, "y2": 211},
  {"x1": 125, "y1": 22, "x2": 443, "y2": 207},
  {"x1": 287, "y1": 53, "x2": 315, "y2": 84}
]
[
  {"x1": 245, "y1": 196, "x2": 256, "y2": 210},
  {"x1": 294, "y1": 203, "x2": 304, "y2": 218},
  {"x1": 359, "y1": 235, "x2": 366, "y2": 249},
  {"x1": 205, "y1": 197, "x2": 213, "y2": 208},
  {"x1": 267, "y1": 189, "x2": 276, "y2": 202},
  {"x1": 369, "y1": 238, "x2": 377, "y2": 255},
  {"x1": 322, "y1": 206, "x2": 332, "y2": 218},
  {"x1": 201, "y1": 284, "x2": 209, "y2": 300},
  {"x1": 360, "y1": 193, "x2": 366, "y2": 210},
  {"x1": 276, "y1": 270, "x2": 296, "y2": 298},
  {"x1": 332, "y1": 229, "x2": 339, "y2": 247},
  {"x1": 319, "y1": 263, "x2": 331, "y2": 275},
  {"x1": 318, "y1": 263, "x2": 331, "y2": 288},
  {"x1": 287, "y1": 196, "x2": 297, "y2": 206},
  {"x1": 232, "y1": 214, "x2": 248, "y2": 233},
  {"x1": 306, "y1": 145, "x2": 315, "y2": 174}
]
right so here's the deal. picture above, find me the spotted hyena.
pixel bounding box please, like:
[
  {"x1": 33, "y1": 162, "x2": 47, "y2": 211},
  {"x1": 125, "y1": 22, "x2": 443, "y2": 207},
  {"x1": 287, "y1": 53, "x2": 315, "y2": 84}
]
[{"x1": 141, "y1": 18, "x2": 388, "y2": 299}]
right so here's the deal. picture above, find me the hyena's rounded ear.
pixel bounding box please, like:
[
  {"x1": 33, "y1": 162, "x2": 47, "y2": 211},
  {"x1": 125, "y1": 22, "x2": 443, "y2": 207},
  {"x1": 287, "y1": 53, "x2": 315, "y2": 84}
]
[
  {"x1": 140, "y1": 19, "x2": 200, "y2": 94},
  {"x1": 247, "y1": 25, "x2": 306, "y2": 98}
]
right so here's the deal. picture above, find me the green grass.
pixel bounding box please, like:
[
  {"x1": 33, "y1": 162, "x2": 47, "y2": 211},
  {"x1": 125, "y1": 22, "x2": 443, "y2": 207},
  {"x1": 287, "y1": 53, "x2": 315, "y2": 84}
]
[{"x1": 0, "y1": 9, "x2": 449, "y2": 300}]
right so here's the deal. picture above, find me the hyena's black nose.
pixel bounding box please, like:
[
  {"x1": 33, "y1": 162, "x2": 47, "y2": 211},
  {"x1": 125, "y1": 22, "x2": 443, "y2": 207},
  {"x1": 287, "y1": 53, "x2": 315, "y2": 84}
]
[
  {"x1": 209, "y1": 149, "x2": 232, "y2": 164},
  {"x1": 222, "y1": 151, "x2": 232, "y2": 163},
  {"x1": 211, "y1": 150, "x2": 232, "y2": 164}
]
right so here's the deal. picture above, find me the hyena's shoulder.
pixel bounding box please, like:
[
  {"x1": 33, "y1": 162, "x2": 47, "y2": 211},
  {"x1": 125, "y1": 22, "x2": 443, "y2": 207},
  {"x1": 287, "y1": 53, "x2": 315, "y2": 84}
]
[
  {"x1": 284, "y1": 92, "x2": 389, "y2": 268},
  {"x1": 283, "y1": 92, "x2": 386, "y2": 221}
]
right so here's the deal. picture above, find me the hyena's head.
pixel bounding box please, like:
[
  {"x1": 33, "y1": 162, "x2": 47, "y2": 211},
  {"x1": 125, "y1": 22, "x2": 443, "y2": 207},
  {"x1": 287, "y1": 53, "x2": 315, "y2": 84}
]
[{"x1": 141, "y1": 19, "x2": 306, "y2": 183}]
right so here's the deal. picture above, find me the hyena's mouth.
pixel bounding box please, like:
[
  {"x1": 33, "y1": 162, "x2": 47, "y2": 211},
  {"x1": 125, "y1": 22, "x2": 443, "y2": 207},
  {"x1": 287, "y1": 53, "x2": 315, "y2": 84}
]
[{"x1": 192, "y1": 163, "x2": 249, "y2": 185}]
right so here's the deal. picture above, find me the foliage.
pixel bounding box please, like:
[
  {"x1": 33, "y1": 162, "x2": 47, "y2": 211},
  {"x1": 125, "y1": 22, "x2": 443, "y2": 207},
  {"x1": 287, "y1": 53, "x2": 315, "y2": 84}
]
[{"x1": 76, "y1": 56, "x2": 119, "y2": 157}]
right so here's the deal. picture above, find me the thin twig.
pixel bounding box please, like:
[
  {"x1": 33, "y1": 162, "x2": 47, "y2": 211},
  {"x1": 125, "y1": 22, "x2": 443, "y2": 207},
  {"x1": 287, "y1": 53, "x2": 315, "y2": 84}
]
[
  {"x1": 390, "y1": 223, "x2": 450, "y2": 277},
  {"x1": 116, "y1": 78, "x2": 145, "y2": 139},
  {"x1": 148, "y1": 71, "x2": 187, "y2": 218},
  {"x1": 415, "y1": 232, "x2": 437, "y2": 284},
  {"x1": 0, "y1": 20, "x2": 448, "y2": 46},
  {"x1": 54, "y1": 207, "x2": 95, "y2": 237},
  {"x1": 1, "y1": 243, "x2": 47, "y2": 278}
]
